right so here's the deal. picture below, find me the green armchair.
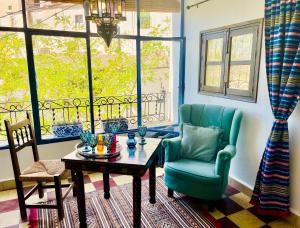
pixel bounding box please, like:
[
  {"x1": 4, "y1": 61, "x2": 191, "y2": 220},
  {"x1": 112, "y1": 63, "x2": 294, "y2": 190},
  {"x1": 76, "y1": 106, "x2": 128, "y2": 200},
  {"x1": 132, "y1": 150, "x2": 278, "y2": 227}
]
[{"x1": 163, "y1": 104, "x2": 242, "y2": 208}]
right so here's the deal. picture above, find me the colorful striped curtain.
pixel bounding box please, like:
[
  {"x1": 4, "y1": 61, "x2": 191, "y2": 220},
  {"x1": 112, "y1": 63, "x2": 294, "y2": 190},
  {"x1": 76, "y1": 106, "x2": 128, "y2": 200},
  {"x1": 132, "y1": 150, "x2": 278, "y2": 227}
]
[{"x1": 250, "y1": 0, "x2": 300, "y2": 217}]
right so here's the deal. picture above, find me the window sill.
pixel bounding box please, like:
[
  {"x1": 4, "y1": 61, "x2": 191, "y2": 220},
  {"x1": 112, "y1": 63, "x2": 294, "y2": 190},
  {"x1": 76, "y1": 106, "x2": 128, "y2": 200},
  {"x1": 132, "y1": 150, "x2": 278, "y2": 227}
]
[
  {"x1": 199, "y1": 91, "x2": 257, "y2": 103},
  {"x1": 0, "y1": 124, "x2": 180, "y2": 150}
]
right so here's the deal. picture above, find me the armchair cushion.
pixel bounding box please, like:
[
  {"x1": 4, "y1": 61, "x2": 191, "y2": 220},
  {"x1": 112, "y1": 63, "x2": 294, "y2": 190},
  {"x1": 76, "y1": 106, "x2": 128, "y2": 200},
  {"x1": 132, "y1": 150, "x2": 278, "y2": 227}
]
[
  {"x1": 165, "y1": 159, "x2": 220, "y2": 183},
  {"x1": 181, "y1": 124, "x2": 223, "y2": 162}
]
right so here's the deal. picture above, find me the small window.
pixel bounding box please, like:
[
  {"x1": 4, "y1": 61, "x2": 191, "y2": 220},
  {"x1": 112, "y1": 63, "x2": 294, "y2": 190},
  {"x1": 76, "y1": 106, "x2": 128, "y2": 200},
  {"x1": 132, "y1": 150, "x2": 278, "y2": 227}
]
[
  {"x1": 8, "y1": 5, "x2": 13, "y2": 11},
  {"x1": 140, "y1": 12, "x2": 151, "y2": 29},
  {"x1": 75, "y1": 15, "x2": 84, "y2": 25},
  {"x1": 199, "y1": 19, "x2": 263, "y2": 102}
]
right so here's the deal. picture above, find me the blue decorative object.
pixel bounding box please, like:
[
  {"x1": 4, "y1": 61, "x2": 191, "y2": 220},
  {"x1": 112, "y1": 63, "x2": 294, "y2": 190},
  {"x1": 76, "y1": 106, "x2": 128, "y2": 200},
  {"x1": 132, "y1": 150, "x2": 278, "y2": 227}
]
[
  {"x1": 80, "y1": 130, "x2": 92, "y2": 152},
  {"x1": 87, "y1": 134, "x2": 98, "y2": 154},
  {"x1": 127, "y1": 148, "x2": 135, "y2": 157},
  {"x1": 52, "y1": 122, "x2": 83, "y2": 138},
  {"x1": 126, "y1": 132, "x2": 137, "y2": 149},
  {"x1": 103, "y1": 133, "x2": 114, "y2": 153},
  {"x1": 138, "y1": 125, "x2": 147, "y2": 145},
  {"x1": 110, "y1": 121, "x2": 121, "y2": 134},
  {"x1": 104, "y1": 118, "x2": 128, "y2": 133}
]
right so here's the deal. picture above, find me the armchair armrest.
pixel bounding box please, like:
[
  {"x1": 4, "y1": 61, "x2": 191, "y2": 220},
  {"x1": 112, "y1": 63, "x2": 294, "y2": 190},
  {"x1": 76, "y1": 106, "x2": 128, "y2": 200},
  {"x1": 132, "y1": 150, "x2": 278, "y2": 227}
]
[
  {"x1": 162, "y1": 137, "x2": 182, "y2": 162},
  {"x1": 215, "y1": 145, "x2": 236, "y2": 176}
]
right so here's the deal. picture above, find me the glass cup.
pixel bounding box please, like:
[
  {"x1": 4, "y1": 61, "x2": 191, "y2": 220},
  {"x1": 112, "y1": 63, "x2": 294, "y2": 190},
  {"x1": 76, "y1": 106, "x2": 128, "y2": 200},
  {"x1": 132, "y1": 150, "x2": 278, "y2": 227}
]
[
  {"x1": 80, "y1": 130, "x2": 92, "y2": 152},
  {"x1": 87, "y1": 134, "x2": 98, "y2": 154},
  {"x1": 138, "y1": 125, "x2": 147, "y2": 145},
  {"x1": 103, "y1": 133, "x2": 114, "y2": 153},
  {"x1": 110, "y1": 121, "x2": 121, "y2": 134}
]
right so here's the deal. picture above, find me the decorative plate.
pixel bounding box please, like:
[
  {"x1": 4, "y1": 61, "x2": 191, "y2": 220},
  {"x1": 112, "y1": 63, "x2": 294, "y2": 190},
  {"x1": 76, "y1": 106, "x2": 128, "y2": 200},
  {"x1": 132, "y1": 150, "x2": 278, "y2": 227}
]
[{"x1": 75, "y1": 142, "x2": 122, "y2": 159}]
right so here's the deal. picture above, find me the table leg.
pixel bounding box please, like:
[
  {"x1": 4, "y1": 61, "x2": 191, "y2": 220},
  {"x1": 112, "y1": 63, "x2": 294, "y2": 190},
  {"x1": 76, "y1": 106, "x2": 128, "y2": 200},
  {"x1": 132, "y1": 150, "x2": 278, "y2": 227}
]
[
  {"x1": 149, "y1": 160, "x2": 156, "y2": 204},
  {"x1": 133, "y1": 176, "x2": 141, "y2": 228},
  {"x1": 103, "y1": 172, "x2": 110, "y2": 199},
  {"x1": 75, "y1": 170, "x2": 87, "y2": 228}
]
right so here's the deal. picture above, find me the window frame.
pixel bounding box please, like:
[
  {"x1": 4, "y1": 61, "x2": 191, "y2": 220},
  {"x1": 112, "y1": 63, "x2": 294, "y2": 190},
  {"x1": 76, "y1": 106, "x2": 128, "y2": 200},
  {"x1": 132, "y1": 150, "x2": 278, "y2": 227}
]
[
  {"x1": 0, "y1": 0, "x2": 186, "y2": 149},
  {"x1": 199, "y1": 19, "x2": 263, "y2": 102}
]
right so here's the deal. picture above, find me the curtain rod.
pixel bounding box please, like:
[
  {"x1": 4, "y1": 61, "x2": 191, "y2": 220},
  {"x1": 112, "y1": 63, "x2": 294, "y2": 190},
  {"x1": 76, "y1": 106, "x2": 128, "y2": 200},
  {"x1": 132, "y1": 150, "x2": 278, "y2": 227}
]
[{"x1": 186, "y1": 0, "x2": 211, "y2": 10}]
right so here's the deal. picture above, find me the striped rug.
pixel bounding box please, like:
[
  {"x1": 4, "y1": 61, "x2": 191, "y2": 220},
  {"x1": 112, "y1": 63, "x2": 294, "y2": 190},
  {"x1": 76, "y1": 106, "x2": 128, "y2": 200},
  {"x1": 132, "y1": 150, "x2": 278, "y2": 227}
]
[{"x1": 36, "y1": 177, "x2": 218, "y2": 227}]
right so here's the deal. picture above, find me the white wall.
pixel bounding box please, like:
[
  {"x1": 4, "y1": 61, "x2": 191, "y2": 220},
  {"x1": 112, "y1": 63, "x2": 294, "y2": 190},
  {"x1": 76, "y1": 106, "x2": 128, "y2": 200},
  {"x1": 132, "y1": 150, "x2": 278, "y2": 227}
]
[
  {"x1": 0, "y1": 140, "x2": 79, "y2": 180},
  {"x1": 184, "y1": 0, "x2": 300, "y2": 215}
]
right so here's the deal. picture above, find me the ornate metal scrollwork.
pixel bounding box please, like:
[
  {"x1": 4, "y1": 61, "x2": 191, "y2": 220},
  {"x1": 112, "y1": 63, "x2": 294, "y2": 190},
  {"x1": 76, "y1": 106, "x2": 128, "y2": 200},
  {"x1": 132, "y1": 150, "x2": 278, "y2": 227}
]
[{"x1": 0, "y1": 92, "x2": 169, "y2": 141}]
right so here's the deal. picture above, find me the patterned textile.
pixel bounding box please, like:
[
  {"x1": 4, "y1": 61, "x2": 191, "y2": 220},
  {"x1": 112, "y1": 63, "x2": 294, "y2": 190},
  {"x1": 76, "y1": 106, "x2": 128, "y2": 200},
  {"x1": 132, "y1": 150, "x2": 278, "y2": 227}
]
[
  {"x1": 36, "y1": 177, "x2": 218, "y2": 228},
  {"x1": 250, "y1": 0, "x2": 300, "y2": 217}
]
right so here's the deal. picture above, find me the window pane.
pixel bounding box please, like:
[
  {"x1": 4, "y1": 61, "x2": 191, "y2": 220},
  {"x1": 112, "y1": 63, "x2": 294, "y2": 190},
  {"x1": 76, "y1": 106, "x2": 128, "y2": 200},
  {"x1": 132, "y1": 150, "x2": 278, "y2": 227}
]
[
  {"x1": 91, "y1": 38, "x2": 137, "y2": 132},
  {"x1": 205, "y1": 65, "x2": 222, "y2": 87},
  {"x1": 207, "y1": 38, "x2": 223, "y2": 62},
  {"x1": 231, "y1": 33, "x2": 253, "y2": 61},
  {"x1": 0, "y1": 0, "x2": 23, "y2": 27},
  {"x1": 90, "y1": 2, "x2": 137, "y2": 35},
  {"x1": 141, "y1": 41, "x2": 180, "y2": 127},
  {"x1": 228, "y1": 65, "x2": 251, "y2": 90},
  {"x1": 140, "y1": 0, "x2": 181, "y2": 37},
  {"x1": 0, "y1": 32, "x2": 30, "y2": 145},
  {"x1": 140, "y1": 12, "x2": 150, "y2": 29},
  {"x1": 33, "y1": 36, "x2": 89, "y2": 139},
  {"x1": 25, "y1": 0, "x2": 86, "y2": 31}
]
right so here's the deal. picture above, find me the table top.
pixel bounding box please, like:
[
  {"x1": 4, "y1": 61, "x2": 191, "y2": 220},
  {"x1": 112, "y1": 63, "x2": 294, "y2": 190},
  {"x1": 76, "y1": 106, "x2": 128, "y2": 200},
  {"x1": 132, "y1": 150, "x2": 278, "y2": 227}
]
[{"x1": 62, "y1": 136, "x2": 162, "y2": 170}]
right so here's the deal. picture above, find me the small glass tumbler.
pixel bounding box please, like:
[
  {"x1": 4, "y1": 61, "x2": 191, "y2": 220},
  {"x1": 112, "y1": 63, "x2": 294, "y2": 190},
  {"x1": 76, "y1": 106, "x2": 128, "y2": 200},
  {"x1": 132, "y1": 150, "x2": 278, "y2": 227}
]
[
  {"x1": 87, "y1": 134, "x2": 98, "y2": 154},
  {"x1": 138, "y1": 125, "x2": 147, "y2": 145},
  {"x1": 80, "y1": 130, "x2": 91, "y2": 152},
  {"x1": 103, "y1": 133, "x2": 114, "y2": 154}
]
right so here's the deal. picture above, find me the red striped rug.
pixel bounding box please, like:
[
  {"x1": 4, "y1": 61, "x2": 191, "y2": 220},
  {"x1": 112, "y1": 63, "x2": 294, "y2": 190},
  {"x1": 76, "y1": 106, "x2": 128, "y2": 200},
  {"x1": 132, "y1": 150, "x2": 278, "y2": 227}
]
[{"x1": 34, "y1": 177, "x2": 219, "y2": 227}]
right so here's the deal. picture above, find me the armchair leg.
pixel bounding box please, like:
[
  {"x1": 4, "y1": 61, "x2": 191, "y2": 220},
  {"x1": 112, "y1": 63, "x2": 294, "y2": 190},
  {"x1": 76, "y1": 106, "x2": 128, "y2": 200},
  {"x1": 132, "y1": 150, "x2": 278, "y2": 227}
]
[
  {"x1": 37, "y1": 182, "x2": 44, "y2": 199},
  {"x1": 54, "y1": 176, "x2": 64, "y2": 220},
  {"x1": 168, "y1": 188, "x2": 174, "y2": 198},
  {"x1": 208, "y1": 201, "x2": 216, "y2": 212}
]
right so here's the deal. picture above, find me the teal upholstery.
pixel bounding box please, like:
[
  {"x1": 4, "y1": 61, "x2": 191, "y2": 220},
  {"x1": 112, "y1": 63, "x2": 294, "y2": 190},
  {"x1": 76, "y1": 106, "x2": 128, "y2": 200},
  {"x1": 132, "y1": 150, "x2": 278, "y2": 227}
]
[
  {"x1": 181, "y1": 125, "x2": 223, "y2": 162},
  {"x1": 163, "y1": 104, "x2": 243, "y2": 200}
]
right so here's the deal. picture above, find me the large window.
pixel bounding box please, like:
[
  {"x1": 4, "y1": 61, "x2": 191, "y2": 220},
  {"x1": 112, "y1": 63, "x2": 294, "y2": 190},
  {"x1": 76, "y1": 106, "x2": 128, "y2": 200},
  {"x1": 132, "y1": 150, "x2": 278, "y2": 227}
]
[
  {"x1": 0, "y1": 32, "x2": 31, "y2": 143},
  {"x1": 91, "y1": 38, "x2": 138, "y2": 132},
  {"x1": 0, "y1": 0, "x2": 184, "y2": 147},
  {"x1": 25, "y1": 0, "x2": 86, "y2": 31},
  {"x1": 141, "y1": 41, "x2": 180, "y2": 126},
  {"x1": 199, "y1": 19, "x2": 263, "y2": 102},
  {"x1": 140, "y1": 0, "x2": 181, "y2": 37},
  {"x1": 32, "y1": 36, "x2": 90, "y2": 138},
  {"x1": 0, "y1": 0, "x2": 23, "y2": 27}
]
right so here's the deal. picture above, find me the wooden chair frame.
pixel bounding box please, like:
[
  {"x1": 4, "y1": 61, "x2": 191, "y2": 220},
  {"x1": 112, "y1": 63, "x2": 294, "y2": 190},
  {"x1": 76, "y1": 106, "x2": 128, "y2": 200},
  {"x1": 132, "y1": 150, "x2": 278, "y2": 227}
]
[{"x1": 4, "y1": 112, "x2": 75, "y2": 221}]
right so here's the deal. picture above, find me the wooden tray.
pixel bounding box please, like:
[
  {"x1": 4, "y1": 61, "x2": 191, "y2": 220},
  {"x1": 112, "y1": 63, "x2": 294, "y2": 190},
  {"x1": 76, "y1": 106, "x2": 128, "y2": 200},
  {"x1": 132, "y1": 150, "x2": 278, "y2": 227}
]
[{"x1": 75, "y1": 142, "x2": 121, "y2": 159}]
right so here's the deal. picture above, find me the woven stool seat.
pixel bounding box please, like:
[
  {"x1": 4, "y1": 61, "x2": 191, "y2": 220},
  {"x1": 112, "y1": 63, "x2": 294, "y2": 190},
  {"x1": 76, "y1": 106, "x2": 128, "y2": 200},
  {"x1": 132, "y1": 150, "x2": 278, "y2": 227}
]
[{"x1": 20, "y1": 160, "x2": 66, "y2": 182}]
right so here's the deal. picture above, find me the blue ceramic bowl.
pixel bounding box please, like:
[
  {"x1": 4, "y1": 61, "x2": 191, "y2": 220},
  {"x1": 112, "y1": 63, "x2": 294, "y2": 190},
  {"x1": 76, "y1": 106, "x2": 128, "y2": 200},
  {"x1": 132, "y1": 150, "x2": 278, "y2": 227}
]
[{"x1": 52, "y1": 123, "x2": 83, "y2": 138}]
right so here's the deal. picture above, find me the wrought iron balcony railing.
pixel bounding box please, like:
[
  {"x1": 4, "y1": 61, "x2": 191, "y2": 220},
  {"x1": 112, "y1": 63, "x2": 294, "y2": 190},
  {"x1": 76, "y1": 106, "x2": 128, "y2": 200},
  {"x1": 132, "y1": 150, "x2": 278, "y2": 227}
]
[{"x1": 0, "y1": 92, "x2": 169, "y2": 140}]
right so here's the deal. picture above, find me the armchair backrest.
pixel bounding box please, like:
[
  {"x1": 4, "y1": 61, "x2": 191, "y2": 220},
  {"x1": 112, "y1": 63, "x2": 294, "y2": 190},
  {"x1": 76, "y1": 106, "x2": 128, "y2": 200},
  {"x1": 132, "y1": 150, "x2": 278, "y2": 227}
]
[{"x1": 180, "y1": 104, "x2": 242, "y2": 147}]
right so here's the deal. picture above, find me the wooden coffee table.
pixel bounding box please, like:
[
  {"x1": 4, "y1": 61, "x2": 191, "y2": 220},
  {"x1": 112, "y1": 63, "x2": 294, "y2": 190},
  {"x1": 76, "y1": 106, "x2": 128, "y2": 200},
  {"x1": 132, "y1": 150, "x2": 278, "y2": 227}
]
[{"x1": 62, "y1": 136, "x2": 161, "y2": 228}]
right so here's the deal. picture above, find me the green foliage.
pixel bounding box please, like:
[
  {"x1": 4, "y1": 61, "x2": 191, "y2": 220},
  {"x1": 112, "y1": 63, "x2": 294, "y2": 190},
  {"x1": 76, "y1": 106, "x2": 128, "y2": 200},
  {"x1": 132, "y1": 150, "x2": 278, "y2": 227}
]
[
  {"x1": 90, "y1": 38, "x2": 137, "y2": 97},
  {"x1": 33, "y1": 35, "x2": 89, "y2": 100},
  {"x1": 0, "y1": 16, "x2": 170, "y2": 104},
  {"x1": 0, "y1": 32, "x2": 29, "y2": 103}
]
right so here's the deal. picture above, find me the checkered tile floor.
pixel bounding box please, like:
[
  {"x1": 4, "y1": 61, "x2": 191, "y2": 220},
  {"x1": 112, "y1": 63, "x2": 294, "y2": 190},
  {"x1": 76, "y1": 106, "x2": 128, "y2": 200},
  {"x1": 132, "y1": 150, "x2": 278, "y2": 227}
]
[{"x1": 0, "y1": 168, "x2": 295, "y2": 227}]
